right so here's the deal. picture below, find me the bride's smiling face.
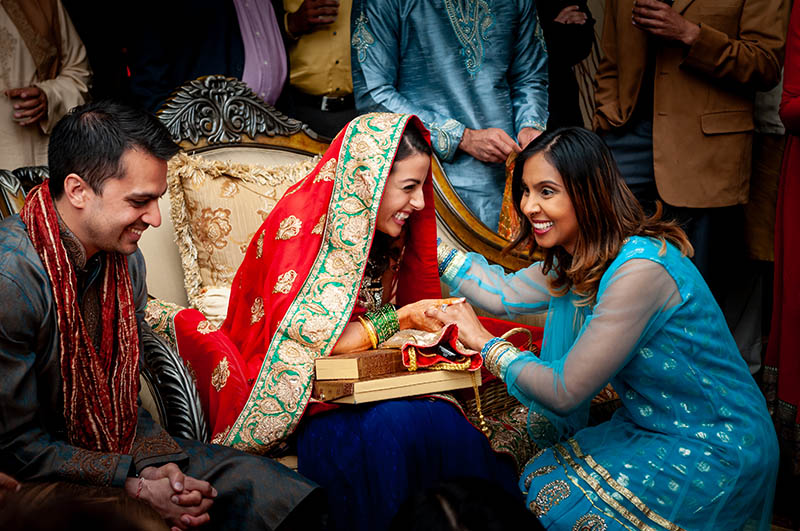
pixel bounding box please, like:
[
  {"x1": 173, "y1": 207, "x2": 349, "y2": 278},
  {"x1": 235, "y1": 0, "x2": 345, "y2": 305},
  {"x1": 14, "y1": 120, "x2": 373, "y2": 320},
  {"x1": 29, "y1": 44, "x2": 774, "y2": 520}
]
[{"x1": 375, "y1": 152, "x2": 429, "y2": 237}]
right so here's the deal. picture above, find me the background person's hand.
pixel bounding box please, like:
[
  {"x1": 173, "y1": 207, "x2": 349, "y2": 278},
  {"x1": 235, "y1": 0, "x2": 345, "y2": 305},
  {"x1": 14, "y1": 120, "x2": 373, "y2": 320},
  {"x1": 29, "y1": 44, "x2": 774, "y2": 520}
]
[
  {"x1": 554, "y1": 5, "x2": 589, "y2": 24},
  {"x1": 287, "y1": 0, "x2": 339, "y2": 36},
  {"x1": 424, "y1": 301, "x2": 493, "y2": 351},
  {"x1": 518, "y1": 127, "x2": 542, "y2": 149},
  {"x1": 459, "y1": 127, "x2": 521, "y2": 164},
  {"x1": 631, "y1": 0, "x2": 700, "y2": 46},
  {"x1": 5, "y1": 86, "x2": 47, "y2": 126}
]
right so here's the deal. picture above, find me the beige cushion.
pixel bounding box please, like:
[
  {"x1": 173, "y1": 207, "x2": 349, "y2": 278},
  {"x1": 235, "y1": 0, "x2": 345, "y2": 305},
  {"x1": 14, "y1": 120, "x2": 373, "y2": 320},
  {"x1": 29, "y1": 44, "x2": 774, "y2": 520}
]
[{"x1": 166, "y1": 152, "x2": 319, "y2": 317}]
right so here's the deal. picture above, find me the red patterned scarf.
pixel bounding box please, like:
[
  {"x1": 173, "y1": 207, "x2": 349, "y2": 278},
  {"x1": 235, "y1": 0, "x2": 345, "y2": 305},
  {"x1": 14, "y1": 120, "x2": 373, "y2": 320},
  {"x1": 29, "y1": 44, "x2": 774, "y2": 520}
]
[{"x1": 21, "y1": 184, "x2": 138, "y2": 453}]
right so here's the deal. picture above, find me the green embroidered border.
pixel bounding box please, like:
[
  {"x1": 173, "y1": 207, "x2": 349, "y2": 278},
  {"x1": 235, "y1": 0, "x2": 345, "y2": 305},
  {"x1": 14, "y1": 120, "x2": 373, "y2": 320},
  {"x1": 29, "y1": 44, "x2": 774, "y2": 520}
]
[{"x1": 223, "y1": 114, "x2": 410, "y2": 451}]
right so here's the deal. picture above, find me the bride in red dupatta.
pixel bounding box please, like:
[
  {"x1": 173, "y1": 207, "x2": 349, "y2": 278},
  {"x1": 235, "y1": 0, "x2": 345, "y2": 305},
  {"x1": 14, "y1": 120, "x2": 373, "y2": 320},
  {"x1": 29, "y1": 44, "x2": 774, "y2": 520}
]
[{"x1": 174, "y1": 114, "x2": 519, "y2": 530}]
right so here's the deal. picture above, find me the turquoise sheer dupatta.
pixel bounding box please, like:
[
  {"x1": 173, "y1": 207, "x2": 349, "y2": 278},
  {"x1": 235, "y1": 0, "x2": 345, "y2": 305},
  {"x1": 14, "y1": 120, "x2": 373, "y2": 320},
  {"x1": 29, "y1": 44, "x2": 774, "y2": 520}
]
[{"x1": 505, "y1": 291, "x2": 591, "y2": 446}]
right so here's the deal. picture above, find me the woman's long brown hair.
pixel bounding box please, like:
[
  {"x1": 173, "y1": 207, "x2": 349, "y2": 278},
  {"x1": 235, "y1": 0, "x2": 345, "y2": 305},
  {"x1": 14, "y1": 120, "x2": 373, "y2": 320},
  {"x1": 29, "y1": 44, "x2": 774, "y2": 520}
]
[{"x1": 506, "y1": 127, "x2": 692, "y2": 306}]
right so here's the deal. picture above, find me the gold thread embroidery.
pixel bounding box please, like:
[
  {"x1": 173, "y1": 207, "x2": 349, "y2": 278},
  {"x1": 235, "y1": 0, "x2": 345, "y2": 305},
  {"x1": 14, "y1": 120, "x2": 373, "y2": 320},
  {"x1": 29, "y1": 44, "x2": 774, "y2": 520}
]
[
  {"x1": 313, "y1": 157, "x2": 337, "y2": 182},
  {"x1": 312, "y1": 214, "x2": 326, "y2": 235},
  {"x1": 211, "y1": 426, "x2": 232, "y2": 445},
  {"x1": 184, "y1": 360, "x2": 198, "y2": 385},
  {"x1": 273, "y1": 270, "x2": 298, "y2": 294},
  {"x1": 554, "y1": 443, "x2": 663, "y2": 531},
  {"x1": 573, "y1": 514, "x2": 608, "y2": 531},
  {"x1": 276, "y1": 215, "x2": 302, "y2": 240},
  {"x1": 442, "y1": 0, "x2": 494, "y2": 75},
  {"x1": 211, "y1": 357, "x2": 230, "y2": 392},
  {"x1": 566, "y1": 439, "x2": 685, "y2": 531},
  {"x1": 531, "y1": 479, "x2": 570, "y2": 517},
  {"x1": 256, "y1": 231, "x2": 265, "y2": 259},
  {"x1": 251, "y1": 297, "x2": 264, "y2": 324},
  {"x1": 530, "y1": 411, "x2": 559, "y2": 443},
  {"x1": 524, "y1": 465, "x2": 558, "y2": 490},
  {"x1": 197, "y1": 320, "x2": 217, "y2": 335},
  {"x1": 524, "y1": 446, "x2": 549, "y2": 469},
  {"x1": 552, "y1": 452, "x2": 637, "y2": 531}
]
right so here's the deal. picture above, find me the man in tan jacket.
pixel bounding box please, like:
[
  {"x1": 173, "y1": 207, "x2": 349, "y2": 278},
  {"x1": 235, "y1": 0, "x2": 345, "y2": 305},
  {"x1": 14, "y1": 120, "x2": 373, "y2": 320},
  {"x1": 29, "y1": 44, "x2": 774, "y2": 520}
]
[{"x1": 594, "y1": 0, "x2": 789, "y2": 295}]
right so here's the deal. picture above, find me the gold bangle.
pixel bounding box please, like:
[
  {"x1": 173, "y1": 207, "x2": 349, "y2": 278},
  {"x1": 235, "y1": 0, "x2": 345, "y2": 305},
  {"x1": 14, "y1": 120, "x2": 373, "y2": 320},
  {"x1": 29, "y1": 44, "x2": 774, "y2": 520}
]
[
  {"x1": 358, "y1": 316, "x2": 379, "y2": 349},
  {"x1": 484, "y1": 340, "x2": 514, "y2": 378}
]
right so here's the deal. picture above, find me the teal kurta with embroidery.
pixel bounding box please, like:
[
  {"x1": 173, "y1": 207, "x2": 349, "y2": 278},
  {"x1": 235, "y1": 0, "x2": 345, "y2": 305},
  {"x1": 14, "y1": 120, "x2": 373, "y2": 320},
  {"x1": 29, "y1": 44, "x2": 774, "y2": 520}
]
[
  {"x1": 440, "y1": 236, "x2": 778, "y2": 530},
  {"x1": 351, "y1": 0, "x2": 548, "y2": 229}
]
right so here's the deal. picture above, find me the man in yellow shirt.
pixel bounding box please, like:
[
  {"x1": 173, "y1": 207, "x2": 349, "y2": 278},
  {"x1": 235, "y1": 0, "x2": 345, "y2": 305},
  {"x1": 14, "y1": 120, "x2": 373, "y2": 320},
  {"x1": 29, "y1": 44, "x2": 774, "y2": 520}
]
[{"x1": 281, "y1": 0, "x2": 357, "y2": 138}]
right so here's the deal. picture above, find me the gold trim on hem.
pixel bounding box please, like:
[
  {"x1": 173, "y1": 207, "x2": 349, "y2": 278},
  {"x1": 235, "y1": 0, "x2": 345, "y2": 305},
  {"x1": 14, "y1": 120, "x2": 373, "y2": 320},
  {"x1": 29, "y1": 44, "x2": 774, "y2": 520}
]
[
  {"x1": 552, "y1": 440, "x2": 685, "y2": 531},
  {"x1": 567, "y1": 439, "x2": 685, "y2": 531}
]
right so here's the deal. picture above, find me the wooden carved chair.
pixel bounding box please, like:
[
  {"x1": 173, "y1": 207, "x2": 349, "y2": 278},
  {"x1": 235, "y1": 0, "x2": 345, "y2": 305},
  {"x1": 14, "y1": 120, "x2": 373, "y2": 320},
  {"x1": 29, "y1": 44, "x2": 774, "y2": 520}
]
[{"x1": 0, "y1": 166, "x2": 48, "y2": 220}]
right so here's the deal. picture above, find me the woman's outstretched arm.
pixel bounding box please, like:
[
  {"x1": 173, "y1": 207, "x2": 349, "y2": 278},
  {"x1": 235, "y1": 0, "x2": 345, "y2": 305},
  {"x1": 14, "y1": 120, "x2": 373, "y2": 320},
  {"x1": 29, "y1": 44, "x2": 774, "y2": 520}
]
[
  {"x1": 429, "y1": 259, "x2": 680, "y2": 415},
  {"x1": 438, "y1": 242, "x2": 552, "y2": 318}
]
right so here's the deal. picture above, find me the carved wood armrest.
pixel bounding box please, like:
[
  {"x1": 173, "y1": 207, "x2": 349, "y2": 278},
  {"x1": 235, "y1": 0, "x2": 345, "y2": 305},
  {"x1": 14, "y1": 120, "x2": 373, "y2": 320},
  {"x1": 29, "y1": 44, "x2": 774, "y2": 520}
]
[{"x1": 141, "y1": 298, "x2": 209, "y2": 442}]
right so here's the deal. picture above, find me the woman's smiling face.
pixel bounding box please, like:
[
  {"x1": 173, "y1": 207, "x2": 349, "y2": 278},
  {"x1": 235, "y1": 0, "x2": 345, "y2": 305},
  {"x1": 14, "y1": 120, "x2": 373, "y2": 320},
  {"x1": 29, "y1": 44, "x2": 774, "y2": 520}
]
[
  {"x1": 376, "y1": 152, "x2": 429, "y2": 237},
  {"x1": 519, "y1": 152, "x2": 579, "y2": 255}
]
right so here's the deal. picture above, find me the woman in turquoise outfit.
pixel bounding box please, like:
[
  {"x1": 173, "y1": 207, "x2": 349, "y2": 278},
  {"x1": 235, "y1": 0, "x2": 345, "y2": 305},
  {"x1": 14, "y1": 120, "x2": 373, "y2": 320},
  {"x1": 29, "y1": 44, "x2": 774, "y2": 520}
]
[{"x1": 429, "y1": 127, "x2": 778, "y2": 530}]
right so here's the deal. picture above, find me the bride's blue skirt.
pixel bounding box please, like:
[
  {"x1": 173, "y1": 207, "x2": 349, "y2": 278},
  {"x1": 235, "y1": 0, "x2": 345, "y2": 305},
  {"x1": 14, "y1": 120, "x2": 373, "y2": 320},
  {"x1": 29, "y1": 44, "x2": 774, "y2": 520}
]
[{"x1": 296, "y1": 398, "x2": 520, "y2": 531}]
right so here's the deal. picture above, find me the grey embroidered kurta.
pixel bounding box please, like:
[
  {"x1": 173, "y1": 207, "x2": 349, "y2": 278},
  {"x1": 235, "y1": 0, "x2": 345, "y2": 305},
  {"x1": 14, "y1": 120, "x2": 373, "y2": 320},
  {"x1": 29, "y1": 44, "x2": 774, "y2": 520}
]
[
  {"x1": 351, "y1": 0, "x2": 549, "y2": 229},
  {"x1": 0, "y1": 215, "x2": 321, "y2": 530}
]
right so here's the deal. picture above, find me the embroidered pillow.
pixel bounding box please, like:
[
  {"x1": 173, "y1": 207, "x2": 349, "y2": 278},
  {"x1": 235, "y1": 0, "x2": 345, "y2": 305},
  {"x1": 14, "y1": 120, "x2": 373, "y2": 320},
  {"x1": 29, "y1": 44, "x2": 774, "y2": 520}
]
[{"x1": 167, "y1": 152, "x2": 319, "y2": 320}]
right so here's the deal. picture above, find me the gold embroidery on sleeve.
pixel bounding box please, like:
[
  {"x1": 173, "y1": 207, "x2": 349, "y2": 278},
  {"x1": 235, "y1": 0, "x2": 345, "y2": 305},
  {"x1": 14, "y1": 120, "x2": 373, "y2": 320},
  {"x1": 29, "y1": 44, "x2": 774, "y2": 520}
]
[
  {"x1": 211, "y1": 357, "x2": 230, "y2": 392},
  {"x1": 273, "y1": 270, "x2": 298, "y2": 294},
  {"x1": 276, "y1": 215, "x2": 302, "y2": 240}
]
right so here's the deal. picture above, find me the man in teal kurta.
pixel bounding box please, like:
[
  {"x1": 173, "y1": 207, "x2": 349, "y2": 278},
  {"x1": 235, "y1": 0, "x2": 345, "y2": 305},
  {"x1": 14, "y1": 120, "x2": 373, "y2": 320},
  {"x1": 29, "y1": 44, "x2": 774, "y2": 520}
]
[{"x1": 351, "y1": 0, "x2": 549, "y2": 229}]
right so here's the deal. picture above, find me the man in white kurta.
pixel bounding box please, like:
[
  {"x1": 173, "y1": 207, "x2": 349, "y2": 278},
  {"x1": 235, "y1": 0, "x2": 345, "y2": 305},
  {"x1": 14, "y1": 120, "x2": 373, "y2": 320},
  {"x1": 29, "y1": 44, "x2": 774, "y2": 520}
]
[{"x1": 0, "y1": 0, "x2": 90, "y2": 169}]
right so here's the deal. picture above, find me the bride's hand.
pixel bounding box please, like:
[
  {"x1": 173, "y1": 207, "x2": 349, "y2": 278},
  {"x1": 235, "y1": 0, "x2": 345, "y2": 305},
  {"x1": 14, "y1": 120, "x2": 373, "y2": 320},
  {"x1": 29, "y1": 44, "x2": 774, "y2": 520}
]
[
  {"x1": 397, "y1": 298, "x2": 463, "y2": 332},
  {"x1": 424, "y1": 300, "x2": 494, "y2": 351}
]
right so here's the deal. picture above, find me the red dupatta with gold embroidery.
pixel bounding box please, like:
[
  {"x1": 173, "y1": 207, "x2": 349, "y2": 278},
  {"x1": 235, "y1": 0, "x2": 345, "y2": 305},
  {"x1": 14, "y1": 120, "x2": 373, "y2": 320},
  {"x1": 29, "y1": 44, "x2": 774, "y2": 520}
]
[{"x1": 175, "y1": 113, "x2": 440, "y2": 452}]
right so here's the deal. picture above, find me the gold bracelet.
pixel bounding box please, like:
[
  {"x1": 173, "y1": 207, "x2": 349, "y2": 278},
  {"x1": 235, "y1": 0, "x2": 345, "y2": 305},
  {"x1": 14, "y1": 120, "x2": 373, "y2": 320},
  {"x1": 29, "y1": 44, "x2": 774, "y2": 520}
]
[
  {"x1": 358, "y1": 316, "x2": 379, "y2": 349},
  {"x1": 484, "y1": 340, "x2": 514, "y2": 378}
]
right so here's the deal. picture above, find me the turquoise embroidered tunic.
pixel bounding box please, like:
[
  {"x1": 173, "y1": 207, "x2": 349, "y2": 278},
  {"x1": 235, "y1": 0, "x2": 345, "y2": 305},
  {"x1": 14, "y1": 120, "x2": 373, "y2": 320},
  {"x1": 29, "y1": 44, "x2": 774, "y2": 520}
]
[
  {"x1": 440, "y1": 236, "x2": 778, "y2": 530},
  {"x1": 351, "y1": 0, "x2": 549, "y2": 229}
]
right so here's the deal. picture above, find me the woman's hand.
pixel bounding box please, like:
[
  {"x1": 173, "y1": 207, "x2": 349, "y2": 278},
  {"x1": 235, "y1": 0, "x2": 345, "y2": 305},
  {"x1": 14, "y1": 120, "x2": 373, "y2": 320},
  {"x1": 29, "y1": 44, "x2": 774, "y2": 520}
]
[
  {"x1": 425, "y1": 301, "x2": 494, "y2": 351},
  {"x1": 397, "y1": 297, "x2": 463, "y2": 332}
]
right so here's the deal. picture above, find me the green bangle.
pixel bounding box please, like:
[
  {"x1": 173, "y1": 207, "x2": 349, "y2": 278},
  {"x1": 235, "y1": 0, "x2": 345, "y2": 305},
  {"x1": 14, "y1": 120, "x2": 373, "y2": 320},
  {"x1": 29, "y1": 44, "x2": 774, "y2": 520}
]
[{"x1": 364, "y1": 304, "x2": 400, "y2": 343}]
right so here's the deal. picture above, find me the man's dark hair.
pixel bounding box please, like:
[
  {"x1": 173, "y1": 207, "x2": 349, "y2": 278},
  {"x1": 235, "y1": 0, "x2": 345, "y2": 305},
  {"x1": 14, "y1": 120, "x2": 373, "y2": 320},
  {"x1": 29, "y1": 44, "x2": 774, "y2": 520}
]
[{"x1": 48, "y1": 100, "x2": 180, "y2": 198}]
